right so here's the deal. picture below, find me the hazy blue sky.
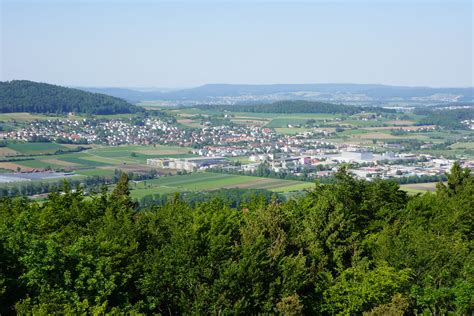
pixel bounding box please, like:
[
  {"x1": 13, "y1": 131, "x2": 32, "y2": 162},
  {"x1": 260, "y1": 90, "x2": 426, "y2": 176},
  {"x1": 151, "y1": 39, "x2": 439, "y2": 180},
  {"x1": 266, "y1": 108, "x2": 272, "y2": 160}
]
[{"x1": 1, "y1": 0, "x2": 472, "y2": 88}]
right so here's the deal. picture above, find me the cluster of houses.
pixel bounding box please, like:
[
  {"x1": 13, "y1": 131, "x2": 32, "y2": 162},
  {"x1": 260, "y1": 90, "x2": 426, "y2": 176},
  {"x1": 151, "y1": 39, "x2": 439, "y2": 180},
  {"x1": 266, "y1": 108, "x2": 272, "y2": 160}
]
[
  {"x1": 5, "y1": 118, "x2": 281, "y2": 148},
  {"x1": 4, "y1": 115, "x2": 474, "y2": 181},
  {"x1": 462, "y1": 119, "x2": 474, "y2": 130}
]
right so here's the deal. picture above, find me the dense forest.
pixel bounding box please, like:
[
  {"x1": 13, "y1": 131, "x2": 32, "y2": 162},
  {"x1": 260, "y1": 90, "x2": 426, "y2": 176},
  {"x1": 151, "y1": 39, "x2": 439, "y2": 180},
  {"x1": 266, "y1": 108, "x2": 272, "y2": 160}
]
[
  {"x1": 0, "y1": 80, "x2": 141, "y2": 115},
  {"x1": 196, "y1": 100, "x2": 396, "y2": 114},
  {"x1": 416, "y1": 108, "x2": 474, "y2": 129},
  {"x1": 0, "y1": 163, "x2": 472, "y2": 314},
  {"x1": 138, "y1": 188, "x2": 277, "y2": 209}
]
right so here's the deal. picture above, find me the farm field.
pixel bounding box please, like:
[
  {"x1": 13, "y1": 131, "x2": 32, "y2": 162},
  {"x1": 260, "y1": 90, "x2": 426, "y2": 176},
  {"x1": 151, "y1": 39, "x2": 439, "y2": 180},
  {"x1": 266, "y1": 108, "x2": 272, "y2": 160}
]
[
  {"x1": 128, "y1": 172, "x2": 314, "y2": 199},
  {"x1": 232, "y1": 112, "x2": 339, "y2": 120},
  {"x1": 247, "y1": 113, "x2": 339, "y2": 128},
  {"x1": 0, "y1": 144, "x2": 196, "y2": 173},
  {"x1": 75, "y1": 168, "x2": 117, "y2": 177},
  {"x1": 400, "y1": 182, "x2": 438, "y2": 194},
  {"x1": 275, "y1": 127, "x2": 314, "y2": 135},
  {"x1": 0, "y1": 112, "x2": 59, "y2": 122},
  {"x1": 6, "y1": 142, "x2": 71, "y2": 155},
  {"x1": 227, "y1": 156, "x2": 251, "y2": 164},
  {"x1": 0, "y1": 147, "x2": 19, "y2": 156},
  {"x1": 266, "y1": 118, "x2": 319, "y2": 128},
  {"x1": 177, "y1": 119, "x2": 203, "y2": 128},
  {"x1": 450, "y1": 142, "x2": 474, "y2": 149},
  {"x1": 164, "y1": 108, "x2": 343, "y2": 129}
]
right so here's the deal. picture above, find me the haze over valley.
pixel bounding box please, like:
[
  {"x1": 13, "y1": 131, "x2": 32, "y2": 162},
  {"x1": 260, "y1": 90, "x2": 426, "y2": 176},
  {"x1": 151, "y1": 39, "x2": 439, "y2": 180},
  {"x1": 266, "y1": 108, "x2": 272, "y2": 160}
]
[{"x1": 82, "y1": 83, "x2": 474, "y2": 106}]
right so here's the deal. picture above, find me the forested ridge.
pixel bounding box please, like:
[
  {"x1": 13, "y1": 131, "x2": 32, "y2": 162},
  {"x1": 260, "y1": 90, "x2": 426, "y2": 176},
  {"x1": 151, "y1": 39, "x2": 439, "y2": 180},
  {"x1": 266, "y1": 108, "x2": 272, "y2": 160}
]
[
  {"x1": 0, "y1": 164, "x2": 472, "y2": 314},
  {"x1": 196, "y1": 100, "x2": 396, "y2": 114},
  {"x1": 416, "y1": 108, "x2": 474, "y2": 129},
  {"x1": 0, "y1": 80, "x2": 141, "y2": 115}
]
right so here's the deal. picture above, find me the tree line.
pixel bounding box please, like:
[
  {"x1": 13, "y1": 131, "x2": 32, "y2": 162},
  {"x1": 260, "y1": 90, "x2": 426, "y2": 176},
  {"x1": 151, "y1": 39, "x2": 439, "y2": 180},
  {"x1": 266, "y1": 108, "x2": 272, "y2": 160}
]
[
  {"x1": 138, "y1": 188, "x2": 277, "y2": 209},
  {"x1": 0, "y1": 163, "x2": 472, "y2": 314},
  {"x1": 209, "y1": 163, "x2": 448, "y2": 186},
  {"x1": 196, "y1": 100, "x2": 396, "y2": 115},
  {"x1": 416, "y1": 108, "x2": 474, "y2": 130},
  {"x1": 0, "y1": 169, "x2": 158, "y2": 198}
]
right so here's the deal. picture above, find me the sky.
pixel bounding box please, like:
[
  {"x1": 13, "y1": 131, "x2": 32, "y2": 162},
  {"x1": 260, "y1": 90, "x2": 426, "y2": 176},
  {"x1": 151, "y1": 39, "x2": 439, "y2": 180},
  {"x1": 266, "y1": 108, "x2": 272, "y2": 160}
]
[{"x1": 1, "y1": 0, "x2": 472, "y2": 88}]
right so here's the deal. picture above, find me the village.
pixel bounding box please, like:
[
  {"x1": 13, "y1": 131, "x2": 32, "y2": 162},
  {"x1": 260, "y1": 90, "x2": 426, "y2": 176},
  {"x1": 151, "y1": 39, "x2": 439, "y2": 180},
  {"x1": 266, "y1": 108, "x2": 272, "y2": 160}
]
[{"x1": 2, "y1": 115, "x2": 473, "y2": 183}]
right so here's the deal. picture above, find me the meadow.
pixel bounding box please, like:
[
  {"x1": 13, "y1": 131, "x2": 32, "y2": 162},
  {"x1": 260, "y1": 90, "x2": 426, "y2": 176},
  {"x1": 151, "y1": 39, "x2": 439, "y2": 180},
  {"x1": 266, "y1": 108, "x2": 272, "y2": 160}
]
[
  {"x1": 128, "y1": 172, "x2": 314, "y2": 199},
  {"x1": 6, "y1": 142, "x2": 70, "y2": 155},
  {"x1": 0, "y1": 143, "x2": 197, "y2": 176},
  {"x1": 0, "y1": 112, "x2": 59, "y2": 122},
  {"x1": 400, "y1": 182, "x2": 438, "y2": 194}
]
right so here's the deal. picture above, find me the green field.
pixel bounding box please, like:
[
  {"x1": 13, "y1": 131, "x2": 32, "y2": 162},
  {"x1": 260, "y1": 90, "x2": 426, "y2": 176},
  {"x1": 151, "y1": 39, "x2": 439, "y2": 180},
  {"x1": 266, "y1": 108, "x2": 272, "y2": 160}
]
[
  {"x1": 6, "y1": 142, "x2": 69, "y2": 155},
  {"x1": 166, "y1": 108, "x2": 341, "y2": 128},
  {"x1": 400, "y1": 182, "x2": 438, "y2": 194},
  {"x1": 275, "y1": 127, "x2": 314, "y2": 135},
  {"x1": 0, "y1": 112, "x2": 59, "y2": 122},
  {"x1": 227, "y1": 156, "x2": 251, "y2": 164},
  {"x1": 234, "y1": 112, "x2": 338, "y2": 120},
  {"x1": 129, "y1": 172, "x2": 314, "y2": 198},
  {"x1": 450, "y1": 141, "x2": 474, "y2": 150},
  {"x1": 60, "y1": 157, "x2": 111, "y2": 167},
  {"x1": 15, "y1": 159, "x2": 63, "y2": 169},
  {"x1": 0, "y1": 144, "x2": 196, "y2": 173},
  {"x1": 264, "y1": 114, "x2": 340, "y2": 128},
  {"x1": 266, "y1": 118, "x2": 312, "y2": 128},
  {"x1": 75, "y1": 168, "x2": 117, "y2": 176},
  {"x1": 83, "y1": 145, "x2": 196, "y2": 165}
]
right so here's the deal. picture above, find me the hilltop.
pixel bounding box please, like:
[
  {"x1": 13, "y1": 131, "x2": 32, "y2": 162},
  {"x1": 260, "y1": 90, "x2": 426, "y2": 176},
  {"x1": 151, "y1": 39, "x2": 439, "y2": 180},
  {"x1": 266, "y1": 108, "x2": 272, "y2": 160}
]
[{"x1": 0, "y1": 80, "x2": 140, "y2": 115}]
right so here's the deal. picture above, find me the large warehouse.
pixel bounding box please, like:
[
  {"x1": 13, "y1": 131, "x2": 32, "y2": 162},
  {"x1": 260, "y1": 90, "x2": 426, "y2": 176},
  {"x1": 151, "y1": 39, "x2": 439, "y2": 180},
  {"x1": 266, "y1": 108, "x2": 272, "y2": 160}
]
[{"x1": 147, "y1": 157, "x2": 227, "y2": 172}]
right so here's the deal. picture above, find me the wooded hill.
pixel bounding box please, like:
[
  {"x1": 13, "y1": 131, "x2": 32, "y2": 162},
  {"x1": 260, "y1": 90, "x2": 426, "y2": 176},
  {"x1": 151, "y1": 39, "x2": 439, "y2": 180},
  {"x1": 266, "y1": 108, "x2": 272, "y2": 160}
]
[
  {"x1": 196, "y1": 100, "x2": 396, "y2": 114},
  {"x1": 0, "y1": 80, "x2": 141, "y2": 115},
  {"x1": 0, "y1": 163, "x2": 472, "y2": 314},
  {"x1": 416, "y1": 107, "x2": 474, "y2": 129}
]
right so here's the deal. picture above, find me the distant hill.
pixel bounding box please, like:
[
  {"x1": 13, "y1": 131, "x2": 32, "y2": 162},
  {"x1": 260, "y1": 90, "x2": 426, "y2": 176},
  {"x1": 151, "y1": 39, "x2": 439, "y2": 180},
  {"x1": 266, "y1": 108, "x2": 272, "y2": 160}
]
[
  {"x1": 197, "y1": 100, "x2": 395, "y2": 114},
  {"x1": 81, "y1": 83, "x2": 474, "y2": 105},
  {"x1": 0, "y1": 80, "x2": 141, "y2": 115},
  {"x1": 80, "y1": 87, "x2": 153, "y2": 103}
]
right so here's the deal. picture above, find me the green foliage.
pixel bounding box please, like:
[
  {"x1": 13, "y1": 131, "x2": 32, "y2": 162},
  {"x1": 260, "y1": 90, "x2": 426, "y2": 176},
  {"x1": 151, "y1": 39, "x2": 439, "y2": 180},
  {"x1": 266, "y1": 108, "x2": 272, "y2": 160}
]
[
  {"x1": 322, "y1": 263, "x2": 411, "y2": 314},
  {"x1": 0, "y1": 80, "x2": 141, "y2": 115},
  {"x1": 138, "y1": 187, "x2": 277, "y2": 208},
  {"x1": 418, "y1": 108, "x2": 474, "y2": 129},
  {"x1": 0, "y1": 164, "x2": 472, "y2": 314},
  {"x1": 111, "y1": 172, "x2": 137, "y2": 209},
  {"x1": 197, "y1": 100, "x2": 396, "y2": 115}
]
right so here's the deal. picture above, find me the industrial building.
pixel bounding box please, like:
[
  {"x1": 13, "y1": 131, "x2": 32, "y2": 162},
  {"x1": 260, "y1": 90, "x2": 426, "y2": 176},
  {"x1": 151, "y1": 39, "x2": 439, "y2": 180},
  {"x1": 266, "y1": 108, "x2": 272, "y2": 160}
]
[
  {"x1": 147, "y1": 157, "x2": 227, "y2": 172},
  {"x1": 329, "y1": 150, "x2": 374, "y2": 162}
]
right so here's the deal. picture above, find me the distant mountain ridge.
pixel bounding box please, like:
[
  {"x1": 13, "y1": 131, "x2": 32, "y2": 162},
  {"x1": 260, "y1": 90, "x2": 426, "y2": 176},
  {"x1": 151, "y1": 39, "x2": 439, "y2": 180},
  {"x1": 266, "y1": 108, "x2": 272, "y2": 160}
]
[
  {"x1": 0, "y1": 80, "x2": 140, "y2": 114},
  {"x1": 80, "y1": 83, "x2": 474, "y2": 105}
]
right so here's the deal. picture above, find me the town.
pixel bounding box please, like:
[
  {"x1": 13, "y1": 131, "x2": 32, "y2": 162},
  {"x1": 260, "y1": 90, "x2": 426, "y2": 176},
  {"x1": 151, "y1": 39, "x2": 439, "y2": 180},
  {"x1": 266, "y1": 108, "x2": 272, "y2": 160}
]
[{"x1": 2, "y1": 111, "x2": 472, "y2": 184}]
